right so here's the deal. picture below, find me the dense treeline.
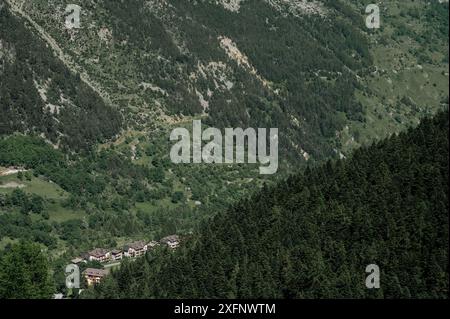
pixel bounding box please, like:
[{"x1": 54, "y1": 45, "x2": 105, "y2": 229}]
[
  {"x1": 0, "y1": 135, "x2": 63, "y2": 168},
  {"x1": 0, "y1": 212, "x2": 56, "y2": 249},
  {"x1": 0, "y1": 5, "x2": 122, "y2": 151},
  {"x1": 0, "y1": 189, "x2": 45, "y2": 215},
  {"x1": 0, "y1": 241, "x2": 54, "y2": 299},
  {"x1": 86, "y1": 111, "x2": 449, "y2": 299}
]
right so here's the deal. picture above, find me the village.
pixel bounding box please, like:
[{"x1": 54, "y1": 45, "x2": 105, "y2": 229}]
[{"x1": 73, "y1": 235, "x2": 181, "y2": 286}]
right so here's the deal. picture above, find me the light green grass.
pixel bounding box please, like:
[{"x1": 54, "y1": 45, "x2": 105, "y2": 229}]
[
  {"x1": 46, "y1": 202, "x2": 86, "y2": 223},
  {"x1": 0, "y1": 174, "x2": 68, "y2": 200}
]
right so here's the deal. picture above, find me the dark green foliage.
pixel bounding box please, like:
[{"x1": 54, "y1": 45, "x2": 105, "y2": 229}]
[
  {"x1": 0, "y1": 135, "x2": 149, "y2": 203},
  {"x1": 0, "y1": 241, "x2": 54, "y2": 299},
  {"x1": 171, "y1": 191, "x2": 185, "y2": 204},
  {"x1": 161, "y1": 0, "x2": 372, "y2": 160},
  {"x1": 0, "y1": 135, "x2": 63, "y2": 168},
  {"x1": 424, "y1": 1, "x2": 449, "y2": 41},
  {"x1": 0, "y1": 194, "x2": 56, "y2": 247},
  {"x1": 0, "y1": 6, "x2": 122, "y2": 151},
  {"x1": 0, "y1": 189, "x2": 45, "y2": 215},
  {"x1": 88, "y1": 111, "x2": 449, "y2": 299},
  {"x1": 0, "y1": 0, "x2": 447, "y2": 299},
  {"x1": 76, "y1": 0, "x2": 373, "y2": 161}
]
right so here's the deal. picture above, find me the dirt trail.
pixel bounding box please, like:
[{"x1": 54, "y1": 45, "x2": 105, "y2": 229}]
[
  {"x1": 5, "y1": 0, "x2": 112, "y2": 105},
  {"x1": 0, "y1": 168, "x2": 28, "y2": 176},
  {"x1": 0, "y1": 182, "x2": 26, "y2": 189}
]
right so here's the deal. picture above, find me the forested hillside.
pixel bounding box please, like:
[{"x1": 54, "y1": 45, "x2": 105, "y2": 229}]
[
  {"x1": 85, "y1": 111, "x2": 449, "y2": 299},
  {"x1": 0, "y1": 5, "x2": 122, "y2": 151},
  {"x1": 11, "y1": 0, "x2": 376, "y2": 161},
  {"x1": 13, "y1": 0, "x2": 448, "y2": 161},
  {"x1": 0, "y1": 0, "x2": 448, "y2": 299}
]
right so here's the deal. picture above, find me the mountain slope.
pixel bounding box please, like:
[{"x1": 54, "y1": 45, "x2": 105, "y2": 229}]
[
  {"x1": 0, "y1": 3, "x2": 122, "y2": 151},
  {"x1": 5, "y1": 0, "x2": 447, "y2": 161},
  {"x1": 0, "y1": 0, "x2": 448, "y2": 298},
  {"x1": 8, "y1": 0, "x2": 375, "y2": 161},
  {"x1": 86, "y1": 111, "x2": 449, "y2": 299}
]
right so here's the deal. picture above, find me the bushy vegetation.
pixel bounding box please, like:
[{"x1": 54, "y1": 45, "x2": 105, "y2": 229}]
[{"x1": 0, "y1": 241, "x2": 54, "y2": 299}]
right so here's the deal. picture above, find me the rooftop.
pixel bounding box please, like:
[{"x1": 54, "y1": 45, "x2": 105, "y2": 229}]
[
  {"x1": 124, "y1": 241, "x2": 147, "y2": 251},
  {"x1": 83, "y1": 268, "x2": 109, "y2": 277},
  {"x1": 160, "y1": 235, "x2": 180, "y2": 244},
  {"x1": 88, "y1": 248, "x2": 110, "y2": 258},
  {"x1": 71, "y1": 257, "x2": 84, "y2": 264}
]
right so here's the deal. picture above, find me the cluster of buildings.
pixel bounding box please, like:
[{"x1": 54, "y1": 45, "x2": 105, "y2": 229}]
[
  {"x1": 77, "y1": 236, "x2": 181, "y2": 264},
  {"x1": 73, "y1": 235, "x2": 181, "y2": 286}
]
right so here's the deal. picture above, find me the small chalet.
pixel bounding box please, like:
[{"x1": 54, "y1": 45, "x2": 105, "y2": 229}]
[
  {"x1": 71, "y1": 257, "x2": 85, "y2": 264},
  {"x1": 111, "y1": 249, "x2": 123, "y2": 261},
  {"x1": 83, "y1": 268, "x2": 109, "y2": 286},
  {"x1": 123, "y1": 241, "x2": 148, "y2": 258},
  {"x1": 87, "y1": 248, "x2": 111, "y2": 263},
  {"x1": 160, "y1": 235, "x2": 180, "y2": 249}
]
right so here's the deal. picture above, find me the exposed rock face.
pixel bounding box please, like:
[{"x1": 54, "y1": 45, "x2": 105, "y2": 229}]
[
  {"x1": 218, "y1": 36, "x2": 272, "y2": 89},
  {"x1": 216, "y1": 0, "x2": 325, "y2": 15},
  {"x1": 265, "y1": 0, "x2": 325, "y2": 16},
  {"x1": 217, "y1": 0, "x2": 244, "y2": 12}
]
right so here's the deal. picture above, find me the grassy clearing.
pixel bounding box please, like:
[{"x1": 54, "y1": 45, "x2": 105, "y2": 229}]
[
  {"x1": 0, "y1": 174, "x2": 68, "y2": 200},
  {"x1": 45, "y1": 203, "x2": 86, "y2": 223},
  {"x1": 0, "y1": 173, "x2": 83, "y2": 223}
]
